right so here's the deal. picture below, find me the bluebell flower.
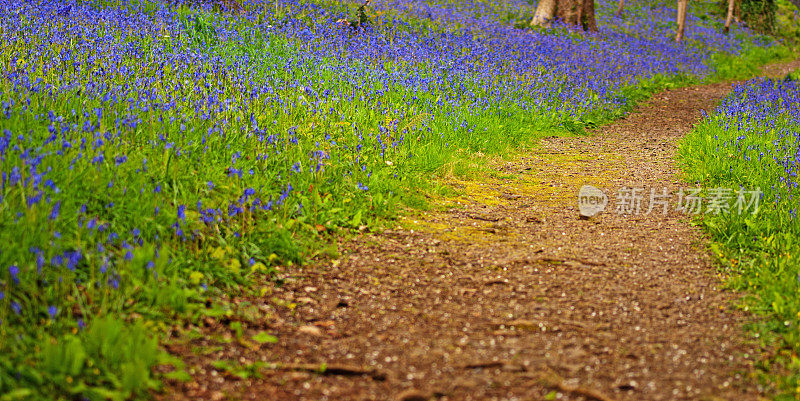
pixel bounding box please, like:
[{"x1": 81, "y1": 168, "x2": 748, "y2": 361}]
[
  {"x1": 49, "y1": 201, "x2": 61, "y2": 220},
  {"x1": 8, "y1": 265, "x2": 19, "y2": 285}
]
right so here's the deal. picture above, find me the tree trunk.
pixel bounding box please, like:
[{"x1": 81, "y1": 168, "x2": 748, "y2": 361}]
[
  {"x1": 616, "y1": 0, "x2": 625, "y2": 17},
  {"x1": 723, "y1": 0, "x2": 735, "y2": 34},
  {"x1": 581, "y1": 0, "x2": 597, "y2": 31},
  {"x1": 531, "y1": 0, "x2": 557, "y2": 27},
  {"x1": 531, "y1": 0, "x2": 598, "y2": 31},
  {"x1": 675, "y1": 0, "x2": 687, "y2": 42}
]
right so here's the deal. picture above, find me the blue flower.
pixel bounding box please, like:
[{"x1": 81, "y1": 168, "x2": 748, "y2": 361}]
[
  {"x1": 48, "y1": 306, "x2": 58, "y2": 318},
  {"x1": 8, "y1": 265, "x2": 19, "y2": 285},
  {"x1": 49, "y1": 201, "x2": 61, "y2": 220}
]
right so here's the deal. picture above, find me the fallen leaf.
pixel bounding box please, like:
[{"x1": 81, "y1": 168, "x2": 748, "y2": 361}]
[
  {"x1": 298, "y1": 325, "x2": 323, "y2": 336},
  {"x1": 252, "y1": 332, "x2": 278, "y2": 344}
]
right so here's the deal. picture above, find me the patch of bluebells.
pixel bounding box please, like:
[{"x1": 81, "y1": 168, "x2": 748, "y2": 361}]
[
  {"x1": 689, "y1": 78, "x2": 800, "y2": 221},
  {"x1": 0, "y1": 0, "x2": 396, "y2": 351}
]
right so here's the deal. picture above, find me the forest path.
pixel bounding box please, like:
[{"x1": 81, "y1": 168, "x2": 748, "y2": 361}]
[{"x1": 163, "y1": 60, "x2": 800, "y2": 401}]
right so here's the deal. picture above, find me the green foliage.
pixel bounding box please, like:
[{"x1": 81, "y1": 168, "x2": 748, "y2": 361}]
[
  {"x1": 210, "y1": 359, "x2": 266, "y2": 380},
  {"x1": 742, "y1": 0, "x2": 778, "y2": 33},
  {"x1": 707, "y1": 44, "x2": 794, "y2": 80},
  {"x1": 251, "y1": 332, "x2": 278, "y2": 344},
  {"x1": 716, "y1": 0, "x2": 779, "y2": 33},
  {"x1": 776, "y1": 0, "x2": 800, "y2": 44},
  {"x1": 180, "y1": 10, "x2": 219, "y2": 49},
  {"x1": 3, "y1": 316, "x2": 163, "y2": 400},
  {"x1": 679, "y1": 77, "x2": 800, "y2": 397}
]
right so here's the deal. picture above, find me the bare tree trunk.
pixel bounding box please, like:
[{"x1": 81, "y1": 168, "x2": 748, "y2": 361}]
[
  {"x1": 581, "y1": 0, "x2": 598, "y2": 31},
  {"x1": 616, "y1": 0, "x2": 625, "y2": 17},
  {"x1": 531, "y1": 0, "x2": 557, "y2": 27},
  {"x1": 531, "y1": 0, "x2": 598, "y2": 31},
  {"x1": 723, "y1": 0, "x2": 735, "y2": 34},
  {"x1": 675, "y1": 0, "x2": 687, "y2": 42}
]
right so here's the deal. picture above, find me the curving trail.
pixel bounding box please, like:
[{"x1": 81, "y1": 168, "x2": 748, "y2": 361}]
[{"x1": 161, "y1": 61, "x2": 800, "y2": 401}]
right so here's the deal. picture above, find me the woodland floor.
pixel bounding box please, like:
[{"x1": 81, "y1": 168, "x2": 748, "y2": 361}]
[{"x1": 159, "y1": 60, "x2": 800, "y2": 401}]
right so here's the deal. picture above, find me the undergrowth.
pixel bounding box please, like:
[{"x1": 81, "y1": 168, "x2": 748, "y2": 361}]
[{"x1": 680, "y1": 76, "x2": 800, "y2": 399}]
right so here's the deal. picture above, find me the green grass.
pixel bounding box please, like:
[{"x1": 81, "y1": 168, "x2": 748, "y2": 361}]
[{"x1": 679, "y1": 76, "x2": 800, "y2": 398}]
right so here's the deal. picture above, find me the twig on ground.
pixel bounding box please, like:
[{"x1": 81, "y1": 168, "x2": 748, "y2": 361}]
[
  {"x1": 266, "y1": 362, "x2": 388, "y2": 381},
  {"x1": 459, "y1": 361, "x2": 513, "y2": 369},
  {"x1": 465, "y1": 213, "x2": 501, "y2": 222}
]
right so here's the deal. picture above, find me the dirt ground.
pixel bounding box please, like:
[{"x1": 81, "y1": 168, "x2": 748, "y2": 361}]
[{"x1": 159, "y1": 61, "x2": 800, "y2": 401}]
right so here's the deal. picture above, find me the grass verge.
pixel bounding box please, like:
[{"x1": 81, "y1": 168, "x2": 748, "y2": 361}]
[{"x1": 679, "y1": 73, "x2": 800, "y2": 399}]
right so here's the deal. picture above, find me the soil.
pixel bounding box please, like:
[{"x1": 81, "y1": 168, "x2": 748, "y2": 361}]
[{"x1": 159, "y1": 60, "x2": 800, "y2": 401}]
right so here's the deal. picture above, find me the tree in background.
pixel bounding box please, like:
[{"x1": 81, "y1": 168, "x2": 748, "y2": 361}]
[
  {"x1": 530, "y1": 0, "x2": 598, "y2": 31},
  {"x1": 723, "y1": 0, "x2": 736, "y2": 34},
  {"x1": 715, "y1": 0, "x2": 780, "y2": 34},
  {"x1": 616, "y1": 0, "x2": 625, "y2": 16},
  {"x1": 675, "y1": 0, "x2": 688, "y2": 42},
  {"x1": 739, "y1": 0, "x2": 777, "y2": 32}
]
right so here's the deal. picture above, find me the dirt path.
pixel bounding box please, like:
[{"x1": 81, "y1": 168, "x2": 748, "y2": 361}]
[{"x1": 162, "y1": 61, "x2": 800, "y2": 401}]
